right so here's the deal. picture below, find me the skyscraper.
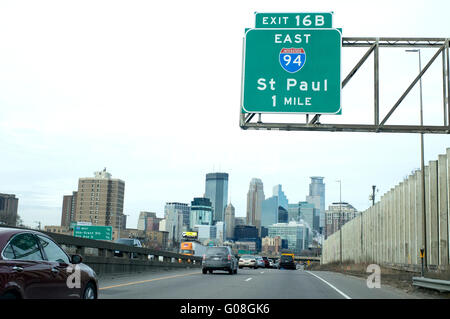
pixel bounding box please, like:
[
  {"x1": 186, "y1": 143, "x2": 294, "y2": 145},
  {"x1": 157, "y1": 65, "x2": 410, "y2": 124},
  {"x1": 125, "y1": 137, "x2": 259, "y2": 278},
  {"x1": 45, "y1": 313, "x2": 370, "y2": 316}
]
[
  {"x1": 246, "y1": 178, "x2": 265, "y2": 233},
  {"x1": 190, "y1": 197, "x2": 213, "y2": 229},
  {"x1": 205, "y1": 172, "x2": 229, "y2": 223},
  {"x1": 0, "y1": 193, "x2": 18, "y2": 226},
  {"x1": 164, "y1": 203, "x2": 187, "y2": 247},
  {"x1": 272, "y1": 184, "x2": 289, "y2": 210},
  {"x1": 74, "y1": 169, "x2": 125, "y2": 231},
  {"x1": 61, "y1": 191, "x2": 77, "y2": 227},
  {"x1": 164, "y1": 202, "x2": 190, "y2": 227},
  {"x1": 306, "y1": 176, "x2": 325, "y2": 232},
  {"x1": 224, "y1": 203, "x2": 235, "y2": 240}
]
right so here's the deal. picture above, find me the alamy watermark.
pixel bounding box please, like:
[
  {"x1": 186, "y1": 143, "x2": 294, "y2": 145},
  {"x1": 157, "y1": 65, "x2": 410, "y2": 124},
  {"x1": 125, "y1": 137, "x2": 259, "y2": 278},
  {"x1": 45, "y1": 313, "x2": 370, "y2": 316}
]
[
  {"x1": 66, "y1": 264, "x2": 81, "y2": 289},
  {"x1": 366, "y1": 264, "x2": 381, "y2": 288}
]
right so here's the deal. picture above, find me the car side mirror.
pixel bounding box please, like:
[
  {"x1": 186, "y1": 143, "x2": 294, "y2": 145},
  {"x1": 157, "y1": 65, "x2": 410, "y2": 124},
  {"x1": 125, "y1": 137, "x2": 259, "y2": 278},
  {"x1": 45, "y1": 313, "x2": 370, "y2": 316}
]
[{"x1": 71, "y1": 254, "x2": 83, "y2": 264}]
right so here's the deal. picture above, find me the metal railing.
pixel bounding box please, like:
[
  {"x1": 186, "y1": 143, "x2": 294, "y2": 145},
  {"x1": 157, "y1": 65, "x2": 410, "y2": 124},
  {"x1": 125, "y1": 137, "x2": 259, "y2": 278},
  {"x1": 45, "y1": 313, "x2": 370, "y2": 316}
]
[
  {"x1": 0, "y1": 225, "x2": 202, "y2": 274},
  {"x1": 412, "y1": 277, "x2": 450, "y2": 292}
]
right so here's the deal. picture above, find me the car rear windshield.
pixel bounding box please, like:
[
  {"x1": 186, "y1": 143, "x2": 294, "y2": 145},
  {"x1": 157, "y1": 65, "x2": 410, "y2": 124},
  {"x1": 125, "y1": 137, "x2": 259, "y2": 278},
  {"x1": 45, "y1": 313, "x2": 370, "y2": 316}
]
[
  {"x1": 115, "y1": 239, "x2": 134, "y2": 245},
  {"x1": 281, "y1": 255, "x2": 294, "y2": 261},
  {"x1": 206, "y1": 247, "x2": 228, "y2": 255},
  {"x1": 241, "y1": 255, "x2": 254, "y2": 259}
]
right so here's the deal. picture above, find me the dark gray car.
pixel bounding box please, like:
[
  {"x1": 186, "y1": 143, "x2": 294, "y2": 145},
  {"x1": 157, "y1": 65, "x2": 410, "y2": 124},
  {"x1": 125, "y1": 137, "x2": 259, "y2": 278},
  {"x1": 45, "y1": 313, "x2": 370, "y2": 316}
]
[{"x1": 202, "y1": 246, "x2": 238, "y2": 275}]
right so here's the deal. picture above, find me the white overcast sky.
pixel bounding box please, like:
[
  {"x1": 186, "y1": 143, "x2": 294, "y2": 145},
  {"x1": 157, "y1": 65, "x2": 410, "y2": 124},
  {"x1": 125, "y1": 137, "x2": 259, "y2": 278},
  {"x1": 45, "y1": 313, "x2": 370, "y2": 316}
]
[{"x1": 1, "y1": 0, "x2": 449, "y2": 229}]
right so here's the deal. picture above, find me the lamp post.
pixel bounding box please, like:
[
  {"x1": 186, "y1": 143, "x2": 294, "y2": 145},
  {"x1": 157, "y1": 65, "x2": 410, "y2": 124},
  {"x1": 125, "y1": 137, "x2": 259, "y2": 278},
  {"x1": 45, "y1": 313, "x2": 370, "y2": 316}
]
[
  {"x1": 336, "y1": 180, "x2": 342, "y2": 263},
  {"x1": 406, "y1": 49, "x2": 427, "y2": 273}
]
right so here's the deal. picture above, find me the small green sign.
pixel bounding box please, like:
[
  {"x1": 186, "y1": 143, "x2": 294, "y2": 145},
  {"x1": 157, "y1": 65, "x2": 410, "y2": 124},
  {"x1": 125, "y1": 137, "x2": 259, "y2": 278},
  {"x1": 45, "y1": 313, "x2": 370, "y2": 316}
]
[
  {"x1": 255, "y1": 12, "x2": 333, "y2": 29},
  {"x1": 73, "y1": 225, "x2": 112, "y2": 240},
  {"x1": 238, "y1": 250, "x2": 255, "y2": 255},
  {"x1": 241, "y1": 28, "x2": 341, "y2": 114}
]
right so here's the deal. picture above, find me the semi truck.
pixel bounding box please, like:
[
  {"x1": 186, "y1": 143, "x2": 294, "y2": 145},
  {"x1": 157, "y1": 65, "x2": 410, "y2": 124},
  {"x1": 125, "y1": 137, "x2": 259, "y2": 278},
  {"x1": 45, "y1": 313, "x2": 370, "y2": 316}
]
[{"x1": 180, "y1": 241, "x2": 207, "y2": 258}]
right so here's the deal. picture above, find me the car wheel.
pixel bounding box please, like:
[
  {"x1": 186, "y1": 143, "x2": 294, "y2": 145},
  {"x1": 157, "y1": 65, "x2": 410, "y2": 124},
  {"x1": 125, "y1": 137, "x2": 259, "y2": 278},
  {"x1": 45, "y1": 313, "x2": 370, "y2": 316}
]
[
  {"x1": 228, "y1": 268, "x2": 233, "y2": 275},
  {"x1": 202, "y1": 268, "x2": 207, "y2": 274},
  {"x1": 234, "y1": 268, "x2": 238, "y2": 274},
  {"x1": 209, "y1": 270, "x2": 213, "y2": 274},
  {"x1": 83, "y1": 282, "x2": 97, "y2": 299}
]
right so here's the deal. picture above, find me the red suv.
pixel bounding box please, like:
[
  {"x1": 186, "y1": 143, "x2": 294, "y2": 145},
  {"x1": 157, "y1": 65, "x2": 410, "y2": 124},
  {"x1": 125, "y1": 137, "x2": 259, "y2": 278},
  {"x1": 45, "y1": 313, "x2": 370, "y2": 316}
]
[{"x1": 0, "y1": 227, "x2": 98, "y2": 299}]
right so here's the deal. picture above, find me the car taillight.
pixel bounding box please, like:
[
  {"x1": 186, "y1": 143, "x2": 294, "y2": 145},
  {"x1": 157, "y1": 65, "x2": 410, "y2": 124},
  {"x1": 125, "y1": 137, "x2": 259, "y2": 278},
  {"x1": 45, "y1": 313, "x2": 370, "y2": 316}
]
[{"x1": 228, "y1": 255, "x2": 231, "y2": 261}]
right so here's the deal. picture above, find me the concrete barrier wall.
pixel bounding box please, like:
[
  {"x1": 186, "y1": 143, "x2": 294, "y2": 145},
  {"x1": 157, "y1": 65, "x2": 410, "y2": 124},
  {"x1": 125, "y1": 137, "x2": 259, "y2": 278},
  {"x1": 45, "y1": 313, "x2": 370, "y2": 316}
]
[
  {"x1": 43, "y1": 231, "x2": 202, "y2": 275},
  {"x1": 322, "y1": 147, "x2": 450, "y2": 272}
]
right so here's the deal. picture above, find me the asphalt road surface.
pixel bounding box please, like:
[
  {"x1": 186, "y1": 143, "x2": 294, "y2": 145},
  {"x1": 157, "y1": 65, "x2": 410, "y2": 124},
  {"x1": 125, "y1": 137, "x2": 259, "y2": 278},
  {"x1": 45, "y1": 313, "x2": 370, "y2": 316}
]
[{"x1": 98, "y1": 267, "x2": 418, "y2": 299}]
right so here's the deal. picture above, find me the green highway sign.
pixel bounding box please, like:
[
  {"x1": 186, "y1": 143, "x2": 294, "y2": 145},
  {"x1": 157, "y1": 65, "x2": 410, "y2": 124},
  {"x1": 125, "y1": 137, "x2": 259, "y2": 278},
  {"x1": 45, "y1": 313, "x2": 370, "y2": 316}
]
[
  {"x1": 73, "y1": 225, "x2": 113, "y2": 240},
  {"x1": 238, "y1": 250, "x2": 255, "y2": 255},
  {"x1": 255, "y1": 12, "x2": 333, "y2": 29},
  {"x1": 241, "y1": 28, "x2": 341, "y2": 114}
]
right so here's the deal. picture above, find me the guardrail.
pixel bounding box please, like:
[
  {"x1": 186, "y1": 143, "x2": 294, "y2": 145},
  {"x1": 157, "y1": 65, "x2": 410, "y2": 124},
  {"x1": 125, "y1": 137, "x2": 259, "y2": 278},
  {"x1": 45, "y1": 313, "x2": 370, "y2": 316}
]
[
  {"x1": 39, "y1": 230, "x2": 203, "y2": 275},
  {"x1": 412, "y1": 277, "x2": 450, "y2": 292}
]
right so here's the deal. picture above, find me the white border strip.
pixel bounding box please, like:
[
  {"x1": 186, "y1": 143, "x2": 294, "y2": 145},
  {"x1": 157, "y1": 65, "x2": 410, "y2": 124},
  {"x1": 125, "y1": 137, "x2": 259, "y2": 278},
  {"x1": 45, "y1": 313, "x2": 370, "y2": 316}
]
[{"x1": 306, "y1": 271, "x2": 352, "y2": 299}]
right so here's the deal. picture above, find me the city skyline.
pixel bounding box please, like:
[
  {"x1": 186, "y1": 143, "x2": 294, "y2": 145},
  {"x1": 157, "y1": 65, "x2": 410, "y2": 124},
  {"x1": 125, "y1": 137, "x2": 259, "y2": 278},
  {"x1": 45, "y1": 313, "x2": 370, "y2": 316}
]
[{"x1": 1, "y1": 0, "x2": 449, "y2": 230}]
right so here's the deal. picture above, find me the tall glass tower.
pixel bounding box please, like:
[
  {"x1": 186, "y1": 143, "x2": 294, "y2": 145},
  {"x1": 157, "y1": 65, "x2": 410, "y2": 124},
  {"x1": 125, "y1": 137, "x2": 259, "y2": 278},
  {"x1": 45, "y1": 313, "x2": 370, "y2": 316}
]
[
  {"x1": 306, "y1": 176, "x2": 325, "y2": 231},
  {"x1": 205, "y1": 173, "x2": 229, "y2": 223}
]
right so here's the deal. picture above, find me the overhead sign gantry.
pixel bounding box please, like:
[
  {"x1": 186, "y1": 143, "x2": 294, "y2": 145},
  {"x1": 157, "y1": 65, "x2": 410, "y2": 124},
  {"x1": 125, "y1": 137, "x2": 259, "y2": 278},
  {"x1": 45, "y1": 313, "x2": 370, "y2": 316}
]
[
  {"x1": 240, "y1": 12, "x2": 450, "y2": 134},
  {"x1": 242, "y1": 12, "x2": 341, "y2": 115}
]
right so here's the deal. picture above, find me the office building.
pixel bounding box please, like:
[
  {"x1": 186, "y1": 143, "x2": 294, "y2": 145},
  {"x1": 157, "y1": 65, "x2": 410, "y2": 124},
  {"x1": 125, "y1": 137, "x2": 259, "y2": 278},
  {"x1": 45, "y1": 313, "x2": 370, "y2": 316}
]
[
  {"x1": 234, "y1": 217, "x2": 246, "y2": 226},
  {"x1": 165, "y1": 202, "x2": 190, "y2": 227},
  {"x1": 246, "y1": 178, "x2": 265, "y2": 233},
  {"x1": 137, "y1": 211, "x2": 161, "y2": 232},
  {"x1": 0, "y1": 193, "x2": 18, "y2": 226},
  {"x1": 215, "y1": 221, "x2": 225, "y2": 243},
  {"x1": 234, "y1": 224, "x2": 258, "y2": 241},
  {"x1": 205, "y1": 172, "x2": 229, "y2": 223},
  {"x1": 196, "y1": 224, "x2": 217, "y2": 242},
  {"x1": 224, "y1": 203, "x2": 235, "y2": 240},
  {"x1": 267, "y1": 220, "x2": 311, "y2": 254},
  {"x1": 325, "y1": 202, "x2": 360, "y2": 239},
  {"x1": 261, "y1": 196, "x2": 278, "y2": 227},
  {"x1": 289, "y1": 201, "x2": 319, "y2": 232},
  {"x1": 61, "y1": 191, "x2": 77, "y2": 227},
  {"x1": 262, "y1": 236, "x2": 282, "y2": 255},
  {"x1": 306, "y1": 177, "x2": 325, "y2": 231},
  {"x1": 272, "y1": 184, "x2": 289, "y2": 210},
  {"x1": 74, "y1": 168, "x2": 125, "y2": 230},
  {"x1": 190, "y1": 197, "x2": 213, "y2": 229},
  {"x1": 164, "y1": 203, "x2": 186, "y2": 246},
  {"x1": 278, "y1": 207, "x2": 288, "y2": 223},
  {"x1": 261, "y1": 185, "x2": 289, "y2": 228},
  {"x1": 144, "y1": 230, "x2": 169, "y2": 250}
]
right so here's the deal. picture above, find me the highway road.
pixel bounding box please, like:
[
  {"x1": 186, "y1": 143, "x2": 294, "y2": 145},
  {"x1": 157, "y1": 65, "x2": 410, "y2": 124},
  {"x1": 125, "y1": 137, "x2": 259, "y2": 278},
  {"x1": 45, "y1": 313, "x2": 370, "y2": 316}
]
[{"x1": 98, "y1": 268, "x2": 418, "y2": 299}]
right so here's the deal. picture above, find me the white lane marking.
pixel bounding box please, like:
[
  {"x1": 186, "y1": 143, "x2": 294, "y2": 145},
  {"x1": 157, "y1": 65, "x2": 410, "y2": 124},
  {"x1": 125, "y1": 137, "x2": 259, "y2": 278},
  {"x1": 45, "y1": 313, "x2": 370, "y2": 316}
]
[
  {"x1": 245, "y1": 277, "x2": 252, "y2": 282},
  {"x1": 260, "y1": 272, "x2": 265, "y2": 274},
  {"x1": 306, "y1": 271, "x2": 352, "y2": 299}
]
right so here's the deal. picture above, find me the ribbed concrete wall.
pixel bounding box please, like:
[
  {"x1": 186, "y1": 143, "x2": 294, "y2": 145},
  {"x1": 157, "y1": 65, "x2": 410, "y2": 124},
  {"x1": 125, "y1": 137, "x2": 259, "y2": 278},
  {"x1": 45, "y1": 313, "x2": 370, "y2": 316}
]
[{"x1": 322, "y1": 148, "x2": 450, "y2": 271}]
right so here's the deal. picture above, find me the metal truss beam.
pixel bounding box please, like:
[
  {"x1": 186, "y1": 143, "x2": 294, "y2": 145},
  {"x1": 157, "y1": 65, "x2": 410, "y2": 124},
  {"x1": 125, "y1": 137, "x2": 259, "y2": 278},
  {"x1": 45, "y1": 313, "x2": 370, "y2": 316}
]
[{"x1": 240, "y1": 37, "x2": 450, "y2": 134}]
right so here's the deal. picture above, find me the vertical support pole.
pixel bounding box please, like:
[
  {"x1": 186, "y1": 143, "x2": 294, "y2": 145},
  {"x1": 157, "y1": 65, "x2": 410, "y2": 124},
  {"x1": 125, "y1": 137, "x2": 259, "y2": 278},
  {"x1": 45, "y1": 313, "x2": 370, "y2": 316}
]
[
  {"x1": 446, "y1": 40, "x2": 450, "y2": 127},
  {"x1": 374, "y1": 39, "x2": 380, "y2": 126},
  {"x1": 442, "y1": 42, "x2": 448, "y2": 126}
]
